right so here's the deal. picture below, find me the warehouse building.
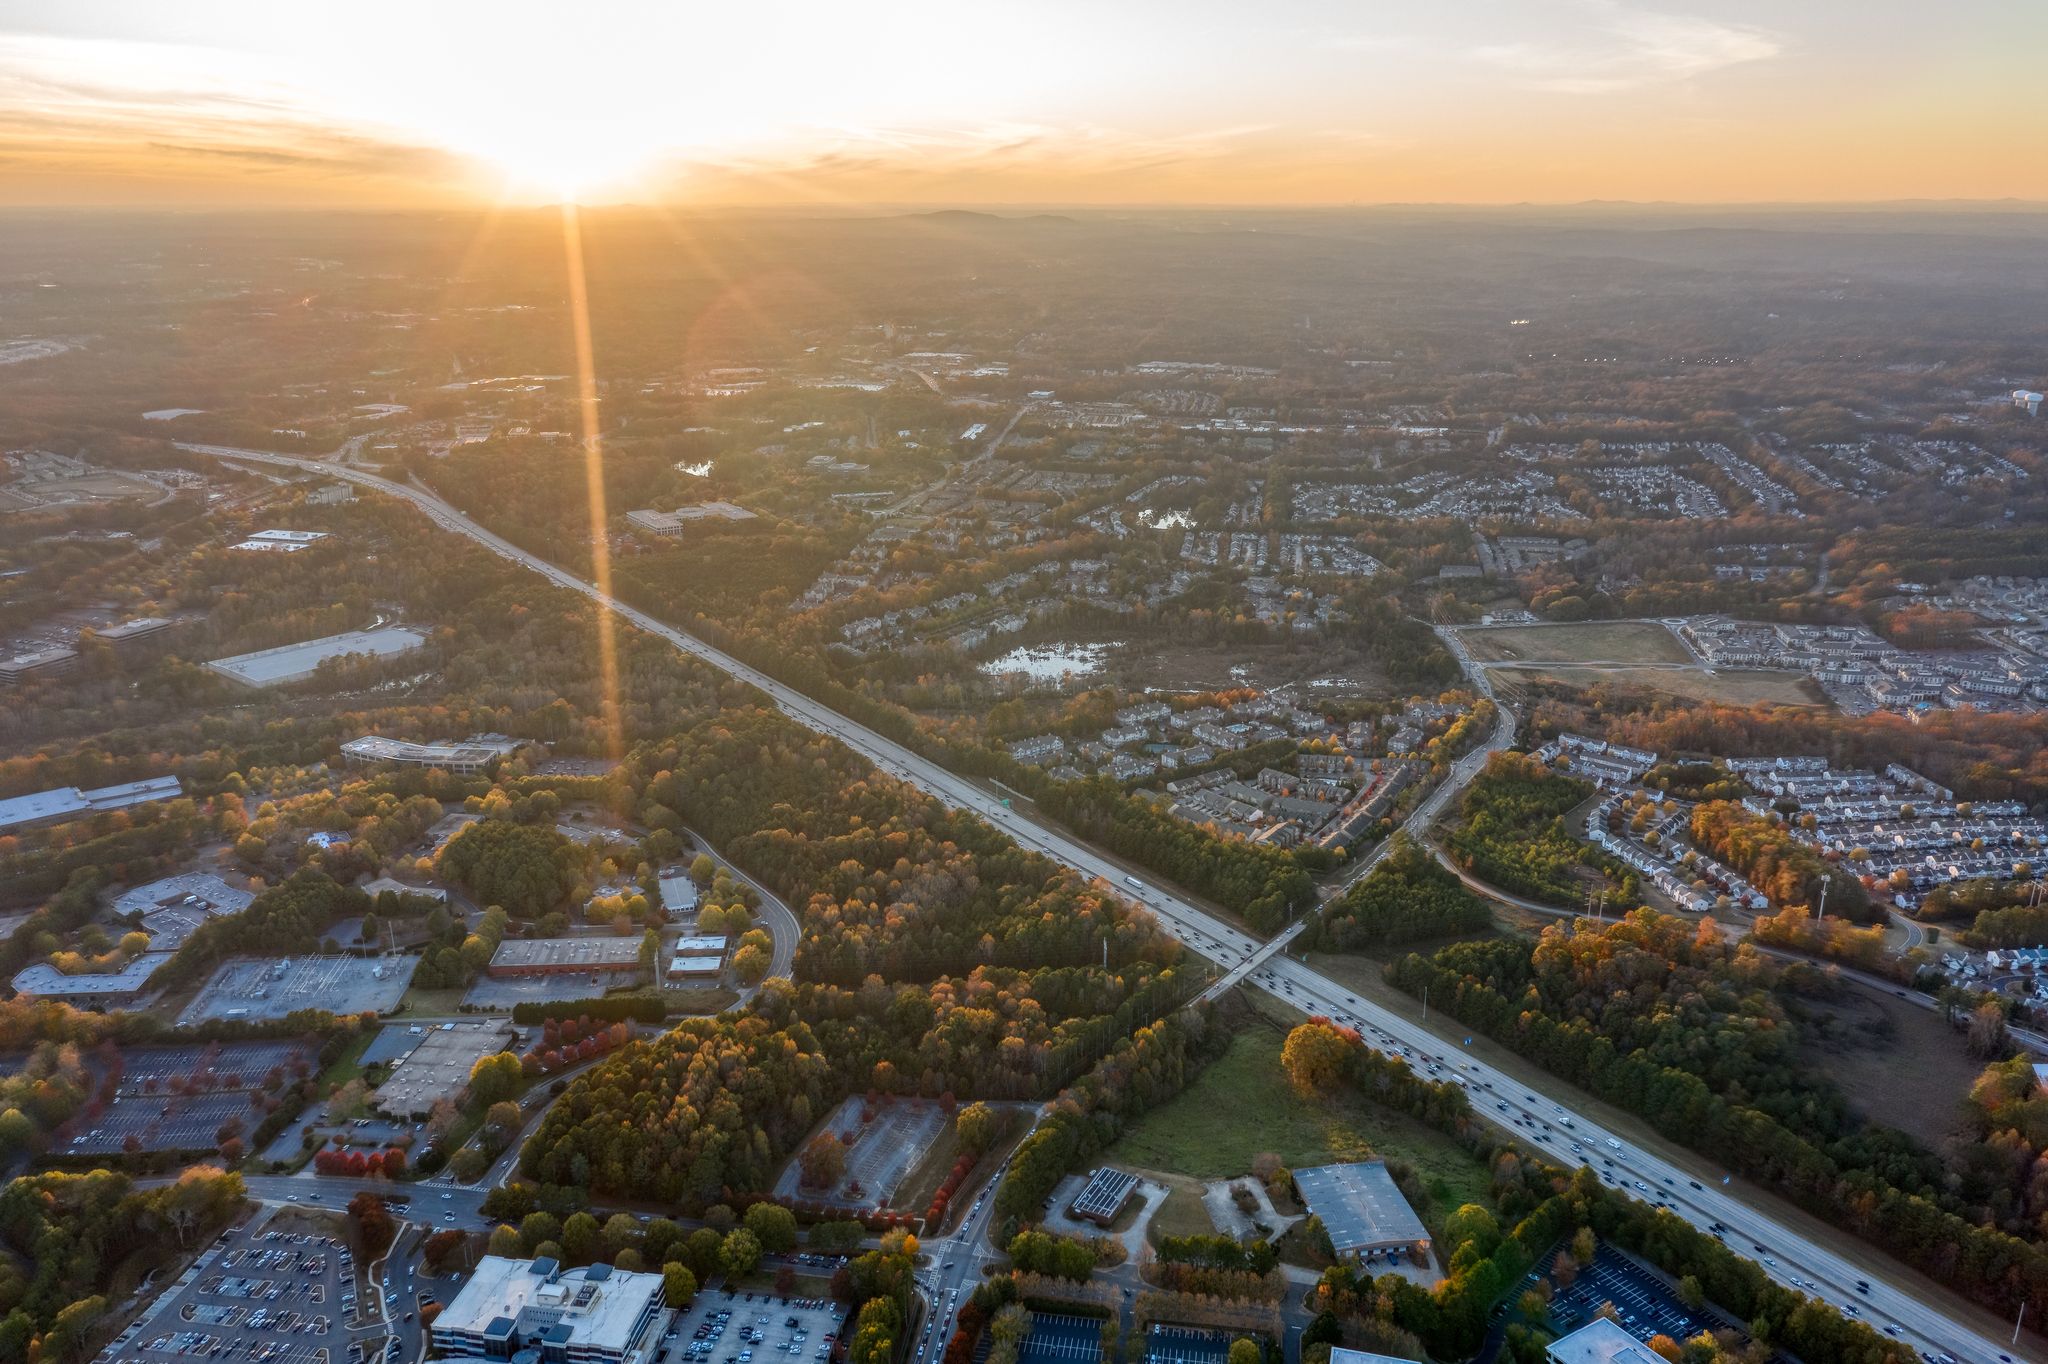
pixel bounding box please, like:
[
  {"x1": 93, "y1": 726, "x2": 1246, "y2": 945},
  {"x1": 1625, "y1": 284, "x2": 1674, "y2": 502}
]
[
  {"x1": 230, "y1": 529, "x2": 330, "y2": 553},
  {"x1": 434, "y1": 1257, "x2": 665, "y2": 1364},
  {"x1": 0, "y1": 775, "x2": 184, "y2": 834},
  {"x1": 1293, "y1": 1161, "x2": 1432, "y2": 1266},
  {"x1": 488, "y1": 938, "x2": 644, "y2": 978},
  {"x1": 207, "y1": 627, "x2": 425, "y2": 688},
  {"x1": 656, "y1": 873, "x2": 700, "y2": 917}
]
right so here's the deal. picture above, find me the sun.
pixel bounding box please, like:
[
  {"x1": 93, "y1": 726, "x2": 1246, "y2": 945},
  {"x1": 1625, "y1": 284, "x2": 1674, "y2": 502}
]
[{"x1": 452, "y1": 121, "x2": 668, "y2": 204}]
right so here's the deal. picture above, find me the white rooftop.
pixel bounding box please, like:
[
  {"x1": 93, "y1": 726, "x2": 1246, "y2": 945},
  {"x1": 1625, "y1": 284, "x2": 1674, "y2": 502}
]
[
  {"x1": 1546, "y1": 1319, "x2": 1666, "y2": 1364},
  {"x1": 207, "y1": 627, "x2": 425, "y2": 687},
  {"x1": 437, "y1": 1256, "x2": 662, "y2": 1355}
]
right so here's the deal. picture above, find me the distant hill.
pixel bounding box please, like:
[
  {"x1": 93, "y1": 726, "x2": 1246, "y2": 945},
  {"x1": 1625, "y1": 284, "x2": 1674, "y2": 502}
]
[{"x1": 901, "y1": 208, "x2": 1079, "y2": 227}]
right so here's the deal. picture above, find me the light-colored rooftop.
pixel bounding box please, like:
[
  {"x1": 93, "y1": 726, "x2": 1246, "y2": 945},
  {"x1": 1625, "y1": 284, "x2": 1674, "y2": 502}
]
[
  {"x1": 12, "y1": 952, "x2": 174, "y2": 999},
  {"x1": 1293, "y1": 1161, "x2": 1432, "y2": 1254},
  {"x1": 1545, "y1": 1318, "x2": 1666, "y2": 1364},
  {"x1": 437, "y1": 1256, "x2": 662, "y2": 1355},
  {"x1": 0, "y1": 775, "x2": 182, "y2": 832},
  {"x1": 490, "y1": 938, "x2": 644, "y2": 971},
  {"x1": 114, "y1": 872, "x2": 252, "y2": 918},
  {"x1": 207, "y1": 627, "x2": 425, "y2": 687},
  {"x1": 656, "y1": 874, "x2": 699, "y2": 914}
]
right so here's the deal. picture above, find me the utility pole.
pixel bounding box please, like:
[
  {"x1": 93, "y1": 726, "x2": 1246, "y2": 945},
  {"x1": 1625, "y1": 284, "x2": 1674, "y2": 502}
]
[
  {"x1": 1421, "y1": 984, "x2": 1429, "y2": 1022},
  {"x1": 2015, "y1": 1300, "x2": 2026, "y2": 1347},
  {"x1": 1817, "y1": 874, "x2": 1831, "y2": 919}
]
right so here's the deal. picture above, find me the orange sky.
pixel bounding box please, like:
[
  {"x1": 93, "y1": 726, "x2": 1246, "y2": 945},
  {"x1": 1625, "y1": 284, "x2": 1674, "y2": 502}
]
[{"x1": 0, "y1": 0, "x2": 2043, "y2": 208}]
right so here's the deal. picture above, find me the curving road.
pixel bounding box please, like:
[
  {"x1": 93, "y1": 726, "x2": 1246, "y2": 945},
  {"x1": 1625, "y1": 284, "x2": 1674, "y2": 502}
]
[{"x1": 177, "y1": 442, "x2": 2033, "y2": 1364}]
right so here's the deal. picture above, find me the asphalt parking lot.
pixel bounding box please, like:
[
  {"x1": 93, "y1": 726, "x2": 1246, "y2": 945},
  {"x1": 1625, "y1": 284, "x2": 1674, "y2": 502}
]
[
  {"x1": 1140, "y1": 1325, "x2": 1231, "y2": 1364},
  {"x1": 70, "y1": 1043, "x2": 316, "y2": 1157},
  {"x1": 99, "y1": 1221, "x2": 361, "y2": 1364},
  {"x1": 1014, "y1": 1314, "x2": 1104, "y2": 1364},
  {"x1": 660, "y1": 1287, "x2": 848, "y2": 1364},
  {"x1": 1540, "y1": 1245, "x2": 1756, "y2": 1355}
]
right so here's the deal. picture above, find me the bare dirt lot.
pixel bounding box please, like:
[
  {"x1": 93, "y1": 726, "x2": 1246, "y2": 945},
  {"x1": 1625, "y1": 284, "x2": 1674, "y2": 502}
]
[
  {"x1": 1492, "y1": 664, "x2": 1826, "y2": 708},
  {"x1": 1461, "y1": 621, "x2": 1692, "y2": 666}
]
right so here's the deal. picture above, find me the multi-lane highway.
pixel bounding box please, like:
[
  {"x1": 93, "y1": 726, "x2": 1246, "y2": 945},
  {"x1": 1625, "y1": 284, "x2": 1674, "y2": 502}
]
[{"x1": 178, "y1": 442, "x2": 2030, "y2": 1364}]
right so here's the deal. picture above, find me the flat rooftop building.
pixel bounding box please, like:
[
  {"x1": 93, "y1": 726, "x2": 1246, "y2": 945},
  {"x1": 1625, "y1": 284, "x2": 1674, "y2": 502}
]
[
  {"x1": 1293, "y1": 1161, "x2": 1432, "y2": 1264},
  {"x1": 1545, "y1": 1319, "x2": 1664, "y2": 1364},
  {"x1": 1069, "y1": 1167, "x2": 1139, "y2": 1226},
  {"x1": 96, "y1": 617, "x2": 178, "y2": 650},
  {"x1": 1330, "y1": 1351, "x2": 1423, "y2": 1364},
  {"x1": 12, "y1": 952, "x2": 174, "y2": 1008},
  {"x1": 434, "y1": 1256, "x2": 665, "y2": 1364},
  {"x1": 342, "y1": 733, "x2": 523, "y2": 776},
  {"x1": 230, "y1": 529, "x2": 330, "y2": 553},
  {"x1": 207, "y1": 627, "x2": 425, "y2": 688},
  {"x1": 363, "y1": 876, "x2": 449, "y2": 905},
  {"x1": 375, "y1": 1021, "x2": 516, "y2": 1117},
  {"x1": 0, "y1": 775, "x2": 184, "y2": 834},
  {"x1": 656, "y1": 874, "x2": 699, "y2": 917},
  {"x1": 666, "y1": 954, "x2": 724, "y2": 980},
  {"x1": 626, "y1": 503, "x2": 757, "y2": 537},
  {"x1": 0, "y1": 645, "x2": 79, "y2": 686},
  {"x1": 488, "y1": 938, "x2": 644, "y2": 977}
]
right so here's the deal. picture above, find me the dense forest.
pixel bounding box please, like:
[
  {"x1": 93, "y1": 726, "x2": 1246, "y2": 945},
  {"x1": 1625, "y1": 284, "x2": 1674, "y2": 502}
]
[
  {"x1": 1441, "y1": 753, "x2": 1623, "y2": 906},
  {"x1": 1312, "y1": 835, "x2": 1492, "y2": 953},
  {"x1": 0, "y1": 1166, "x2": 245, "y2": 1364}
]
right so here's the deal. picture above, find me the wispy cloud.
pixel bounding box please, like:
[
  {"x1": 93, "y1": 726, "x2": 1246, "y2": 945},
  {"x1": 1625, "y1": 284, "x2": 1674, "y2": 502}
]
[{"x1": 1472, "y1": 3, "x2": 1781, "y2": 94}]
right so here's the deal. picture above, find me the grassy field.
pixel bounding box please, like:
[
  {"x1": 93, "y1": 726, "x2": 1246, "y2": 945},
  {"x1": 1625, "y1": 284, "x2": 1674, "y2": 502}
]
[
  {"x1": 1496, "y1": 664, "x2": 1824, "y2": 708},
  {"x1": 1103, "y1": 1019, "x2": 1493, "y2": 1217},
  {"x1": 317, "y1": 1029, "x2": 378, "y2": 1089},
  {"x1": 1462, "y1": 621, "x2": 1691, "y2": 666},
  {"x1": 398, "y1": 984, "x2": 470, "y2": 1015},
  {"x1": 1790, "y1": 988, "x2": 1983, "y2": 1147},
  {"x1": 1145, "y1": 1177, "x2": 1219, "y2": 1242}
]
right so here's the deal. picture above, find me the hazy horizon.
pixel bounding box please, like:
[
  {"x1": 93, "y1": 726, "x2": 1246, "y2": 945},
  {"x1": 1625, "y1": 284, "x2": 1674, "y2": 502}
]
[{"x1": 3, "y1": 0, "x2": 2043, "y2": 209}]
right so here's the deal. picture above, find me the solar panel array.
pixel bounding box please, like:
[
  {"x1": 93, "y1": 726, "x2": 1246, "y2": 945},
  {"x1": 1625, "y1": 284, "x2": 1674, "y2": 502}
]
[{"x1": 1070, "y1": 1167, "x2": 1139, "y2": 1221}]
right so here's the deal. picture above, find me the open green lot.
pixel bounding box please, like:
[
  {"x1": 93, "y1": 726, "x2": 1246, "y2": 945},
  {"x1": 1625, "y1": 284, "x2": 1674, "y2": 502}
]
[
  {"x1": 1103, "y1": 1016, "x2": 1492, "y2": 1216},
  {"x1": 1461, "y1": 620, "x2": 1691, "y2": 666}
]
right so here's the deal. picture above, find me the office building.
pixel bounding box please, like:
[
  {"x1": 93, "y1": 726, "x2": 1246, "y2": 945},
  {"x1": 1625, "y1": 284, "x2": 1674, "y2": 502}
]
[{"x1": 434, "y1": 1257, "x2": 665, "y2": 1364}]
